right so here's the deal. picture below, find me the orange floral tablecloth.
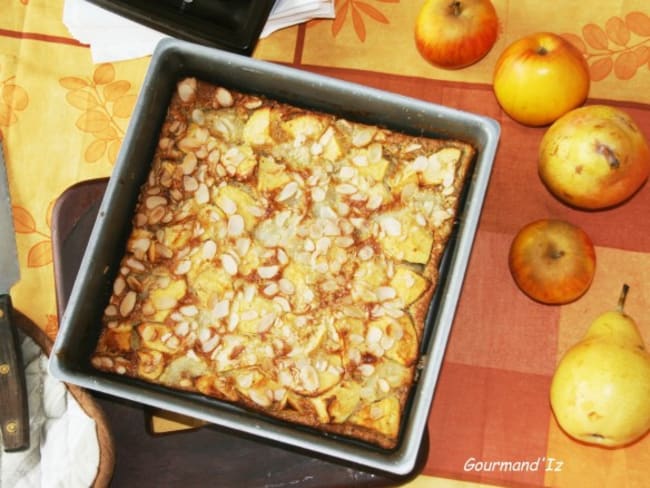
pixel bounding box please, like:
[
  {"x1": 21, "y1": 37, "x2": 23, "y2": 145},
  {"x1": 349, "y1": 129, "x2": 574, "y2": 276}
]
[{"x1": 2, "y1": 1, "x2": 650, "y2": 487}]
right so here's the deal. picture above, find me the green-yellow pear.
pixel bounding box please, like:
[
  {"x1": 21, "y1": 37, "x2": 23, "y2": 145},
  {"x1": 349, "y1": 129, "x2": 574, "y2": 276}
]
[{"x1": 550, "y1": 284, "x2": 650, "y2": 447}]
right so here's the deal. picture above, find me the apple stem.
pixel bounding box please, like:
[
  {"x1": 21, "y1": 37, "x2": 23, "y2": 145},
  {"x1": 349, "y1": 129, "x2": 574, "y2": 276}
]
[
  {"x1": 449, "y1": 0, "x2": 462, "y2": 17},
  {"x1": 617, "y1": 284, "x2": 630, "y2": 313},
  {"x1": 537, "y1": 46, "x2": 548, "y2": 56}
]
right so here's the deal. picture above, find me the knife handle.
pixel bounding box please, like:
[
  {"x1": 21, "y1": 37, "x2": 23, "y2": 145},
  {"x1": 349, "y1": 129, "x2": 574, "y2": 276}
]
[{"x1": 0, "y1": 293, "x2": 29, "y2": 451}]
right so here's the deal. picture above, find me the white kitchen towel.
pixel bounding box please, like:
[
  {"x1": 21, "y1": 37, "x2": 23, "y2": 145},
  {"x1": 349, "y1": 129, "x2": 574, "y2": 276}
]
[
  {"x1": 0, "y1": 332, "x2": 100, "y2": 488},
  {"x1": 63, "y1": 0, "x2": 335, "y2": 64}
]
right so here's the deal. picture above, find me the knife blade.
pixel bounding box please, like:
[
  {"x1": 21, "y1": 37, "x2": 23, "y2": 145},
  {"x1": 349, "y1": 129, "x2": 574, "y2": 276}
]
[{"x1": 0, "y1": 140, "x2": 29, "y2": 451}]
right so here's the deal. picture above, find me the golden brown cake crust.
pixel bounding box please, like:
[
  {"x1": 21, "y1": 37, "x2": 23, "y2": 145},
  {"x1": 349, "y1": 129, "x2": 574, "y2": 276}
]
[{"x1": 91, "y1": 78, "x2": 476, "y2": 449}]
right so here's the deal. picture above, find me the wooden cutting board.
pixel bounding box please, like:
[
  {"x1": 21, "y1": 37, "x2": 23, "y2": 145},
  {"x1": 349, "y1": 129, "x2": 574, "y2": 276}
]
[{"x1": 51, "y1": 178, "x2": 427, "y2": 487}]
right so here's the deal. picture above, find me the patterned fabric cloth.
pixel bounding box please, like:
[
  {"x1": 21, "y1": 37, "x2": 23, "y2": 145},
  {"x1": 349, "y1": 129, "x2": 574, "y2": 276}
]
[{"x1": 1, "y1": 1, "x2": 649, "y2": 486}]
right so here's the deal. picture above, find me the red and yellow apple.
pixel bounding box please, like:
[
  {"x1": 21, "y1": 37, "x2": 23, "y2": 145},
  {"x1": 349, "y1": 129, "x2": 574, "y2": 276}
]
[
  {"x1": 415, "y1": 0, "x2": 499, "y2": 70},
  {"x1": 493, "y1": 32, "x2": 590, "y2": 126},
  {"x1": 508, "y1": 219, "x2": 596, "y2": 305},
  {"x1": 539, "y1": 105, "x2": 650, "y2": 210}
]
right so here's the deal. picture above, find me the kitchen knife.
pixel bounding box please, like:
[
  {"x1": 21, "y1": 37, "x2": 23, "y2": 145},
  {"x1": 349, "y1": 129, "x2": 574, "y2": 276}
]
[{"x1": 0, "y1": 140, "x2": 29, "y2": 451}]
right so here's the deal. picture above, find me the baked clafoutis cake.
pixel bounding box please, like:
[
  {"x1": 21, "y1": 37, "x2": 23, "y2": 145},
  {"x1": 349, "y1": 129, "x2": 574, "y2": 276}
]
[{"x1": 91, "y1": 78, "x2": 476, "y2": 449}]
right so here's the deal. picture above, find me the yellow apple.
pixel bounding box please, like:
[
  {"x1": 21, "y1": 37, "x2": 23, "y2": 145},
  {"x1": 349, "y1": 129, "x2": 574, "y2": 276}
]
[
  {"x1": 539, "y1": 105, "x2": 650, "y2": 209},
  {"x1": 415, "y1": 0, "x2": 499, "y2": 70},
  {"x1": 493, "y1": 32, "x2": 590, "y2": 126}
]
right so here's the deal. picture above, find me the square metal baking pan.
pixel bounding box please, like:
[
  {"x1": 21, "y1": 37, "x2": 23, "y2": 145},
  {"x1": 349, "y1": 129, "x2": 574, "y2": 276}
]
[
  {"x1": 84, "y1": 0, "x2": 275, "y2": 54},
  {"x1": 50, "y1": 38, "x2": 500, "y2": 475}
]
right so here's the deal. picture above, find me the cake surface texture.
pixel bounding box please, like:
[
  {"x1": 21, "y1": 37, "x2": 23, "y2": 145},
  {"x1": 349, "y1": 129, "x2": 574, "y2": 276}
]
[{"x1": 91, "y1": 77, "x2": 476, "y2": 449}]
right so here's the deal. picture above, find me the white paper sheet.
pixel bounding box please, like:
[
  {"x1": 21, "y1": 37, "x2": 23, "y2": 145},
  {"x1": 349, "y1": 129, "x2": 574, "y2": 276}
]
[{"x1": 63, "y1": 0, "x2": 335, "y2": 63}]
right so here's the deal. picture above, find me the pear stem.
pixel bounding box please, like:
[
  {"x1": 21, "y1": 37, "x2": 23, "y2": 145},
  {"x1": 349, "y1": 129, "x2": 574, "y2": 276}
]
[{"x1": 617, "y1": 284, "x2": 630, "y2": 313}]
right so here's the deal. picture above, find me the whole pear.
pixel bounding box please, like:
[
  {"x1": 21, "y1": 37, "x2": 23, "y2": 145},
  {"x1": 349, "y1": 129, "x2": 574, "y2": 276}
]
[
  {"x1": 550, "y1": 285, "x2": 650, "y2": 447},
  {"x1": 539, "y1": 105, "x2": 650, "y2": 210}
]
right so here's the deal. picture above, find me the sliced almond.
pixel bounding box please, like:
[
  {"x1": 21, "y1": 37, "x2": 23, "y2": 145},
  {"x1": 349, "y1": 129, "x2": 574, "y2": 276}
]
[
  {"x1": 178, "y1": 137, "x2": 202, "y2": 153},
  {"x1": 335, "y1": 183, "x2": 357, "y2": 195},
  {"x1": 119, "y1": 290, "x2": 137, "y2": 317},
  {"x1": 299, "y1": 364, "x2": 320, "y2": 392},
  {"x1": 415, "y1": 213, "x2": 427, "y2": 227},
  {"x1": 165, "y1": 335, "x2": 181, "y2": 349},
  {"x1": 195, "y1": 183, "x2": 210, "y2": 204},
  {"x1": 276, "y1": 181, "x2": 299, "y2": 202},
  {"x1": 339, "y1": 166, "x2": 356, "y2": 180},
  {"x1": 273, "y1": 296, "x2": 291, "y2": 312},
  {"x1": 183, "y1": 175, "x2": 199, "y2": 192},
  {"x1": 315, "y1": 237, "x2": 331, "y2": 254},
  {"x1": 273, "y1": 388, "x2": 287, "y2": 402},
  {"x1": 227, "y1": 214, "x2": 245, "y2": 237},
  {"x1": 244, "y1": 98, "x2": 263, "y2": 110},
  {"x1": 237, "y1": 372, "x2": 254, "y2": 389},
  {"x1": 358, "y1": 246, "x2": 374, "y2": 261},
  {"x1": 276, "y1": 248, "x2": 289, "y2": 265},
  {"x1": 228, "y1": 312, "x2": 240, "y2": 331},
  {"x1": 249, "y1": 389, "x2": 272, "y2": 407},
  {"x1": 218, "y1": 195, "x2": 237, "y2": 215},
  {"x1": 304, "y1": 239, "x2": 316, "y2": 252},
  {"x1": 248, "y1": 205, "x2": 266, "y2": 218},
  {"x1": 352, "y1": 127, "x2": 376, "y2": 147},
  {"x1": 257, "y1": 312, "x2": 276, "y2": 333},
  {"x1": 366, "y1": 193, "x2": 383, "y2": 210},
  {"x1": 211, "y1": 299, "x2": 230, "y2": 320},
  {"x1": 380, "y1": 335, "x2": 395, "y2": 351},
  {"x1": 175, "y1": 321, "x2": 190, "y2": 337},
  {"x1": 202, "y1": 240, "x2": 218, "y2": 260},
  {"x1": 148, "y1": 206, "x2": 166, "y2": 225},
  {"x1": 215, "y1": 87, "x2": 234, "y2": 107},
  {"x1": 175, "y1": 260, "x2": 191, "y2": 275},
  {"x1": 375, "y1": 286, "x2": 397, "y2": 302},
  {"x1": 258, "y1": 265, "x2": 279, "y2": 279},
  {"x1": 243, "y1": 284, "x2": 256, "y2": 302},
  {"x1": 380, "y1": 216, "x2": 402, "y2": 237},
  {"x1": 197, "y1": 327, "x2": 212, "y2": 343},
  {"x1": 370, "y1": 405, "x2": 384, "y2": 420},
  {"x1": 311, "y1": 187, "x2": 326, "y2": 202},
  {"x1": 263, "y1": 283, "x2": 279, "y2": 296},
  {"x1": 366, "y1": 325, "x2": 383, "y2": 343},
  {"x1": 141, "y1": 301, "x2": 155, "y2": 316},
  {"x1": 334, "y1": 236, "x2": 354, "y2": 248},
  {"x1": 201, "y1": 334, "x2": 220, "y2": 353},
  {"x1": 177, "y1": 77, "x2": 197, "y2": 103},
  {"x1": 235, "y1": 237, "x2": 251, "y2": 257},
  {"x1": 113, "y1": 276, "x2": 126, "y2": 296},
  {"x1": 191, "y1": 109, "x2": 205, "y2": 125},
  {"x1": 278, "y1": 278, "x2": 295, "y2": 295},
  {"x1": 180, "y1": 304, "x2": 199, "y2": 317},
  {"x1": 358, "y1": 363, "x2": 375, "y2": 377},
  {"x1": 145, "y1": 195, "x2": 167, "y2": 209},
  {"x1": 352, "y1": 154, "x2": 368, "y2": 167},
  {"x1": 221, "y1": 253, "x2": 239, "y2": 276},
  {"x1": 303, "y1": 288, "x2": 315, "y2": 304},
  {"x1": 126, "y1": 275, "x2": 143, "y2": 293}
]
